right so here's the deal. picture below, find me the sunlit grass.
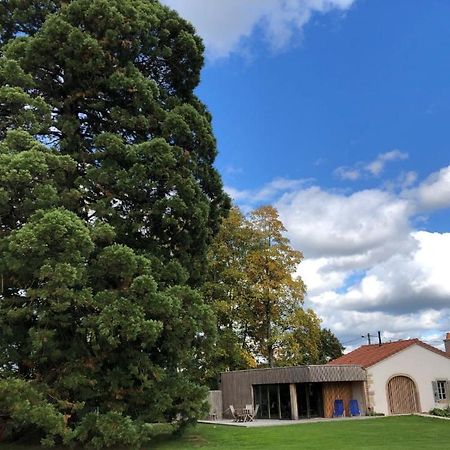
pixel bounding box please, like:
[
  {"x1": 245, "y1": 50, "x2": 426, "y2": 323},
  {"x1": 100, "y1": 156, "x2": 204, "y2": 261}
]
[{"x1": 1, "y1": 416, "x2": 448, "y2": 449}]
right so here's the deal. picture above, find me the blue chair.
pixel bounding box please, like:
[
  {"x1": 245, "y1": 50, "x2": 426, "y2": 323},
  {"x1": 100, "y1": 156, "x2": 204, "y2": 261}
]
[
  {"x1": 333, "y1": 399, "x2": 345, "y2": 417},
  {"x1": 349, "y1": 399, "x2": 361, "y2": 416}
]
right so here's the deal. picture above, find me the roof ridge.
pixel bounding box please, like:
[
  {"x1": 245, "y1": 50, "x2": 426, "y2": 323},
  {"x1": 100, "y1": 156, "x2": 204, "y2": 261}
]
[{"x1": 328, "y1": 338, "x2": 449, "y2": 368}]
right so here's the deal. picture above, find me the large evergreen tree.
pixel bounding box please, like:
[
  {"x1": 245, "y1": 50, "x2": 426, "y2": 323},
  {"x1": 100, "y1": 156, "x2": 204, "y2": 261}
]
[{"x1": 0, "y1": 1, "x2": 228, "y2": 447}]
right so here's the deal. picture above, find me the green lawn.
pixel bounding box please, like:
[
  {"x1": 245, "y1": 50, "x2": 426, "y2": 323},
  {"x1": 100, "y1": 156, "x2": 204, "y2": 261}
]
[
  {"x1": 153, "y1": 416, "x2": 450, "y2": 450},
  {"x1": 1, "y1": 416, "x2": 449, "y2": 450}
]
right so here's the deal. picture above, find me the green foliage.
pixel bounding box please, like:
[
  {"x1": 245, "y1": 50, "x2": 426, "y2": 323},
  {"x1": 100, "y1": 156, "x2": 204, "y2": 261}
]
[
  {"x1": 276, "y1": 308, "x2": 322, "y2": 366},
  {"x1": 204, "y1": 206, "x2": 344, "y2": 382},
  {"x1": 429, "y1": 406, "x2": 450, "y2": 417},
  {"x1": 318, "y1": 328, "x2": 344, "y2": 363},
  {"x1": 204, "y1": 205, "x2": 344, "y2": 380},
  {"x1": 0, "y1": 379, "x2": 69, "y2": 446},
  {"x1": 73, "y1": 412, "x2": 153, "y2": 450},
  {"x1": 0, "y1": 58, "x2": 51, "y2": 137},
  {"x1": 0, "y1": 0, "x2": 228, "y2": 447},
  {"x1": 245, "y1": 206, "x2": 306, "y2": 367}
]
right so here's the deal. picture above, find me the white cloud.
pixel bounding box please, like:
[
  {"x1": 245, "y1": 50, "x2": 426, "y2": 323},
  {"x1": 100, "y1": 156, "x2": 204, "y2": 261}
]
[
  {"x1": 296, "y1": 257, "x2": 347, "y2": 295},
  {"x1": 383, "y1": 170, "x2": 417, "y2": 191},
  {"x1": 309, "y1": 231, "x2": 450, "y2": 315},
  {"x1": 412, "y1": 166, "x2": 450, "y2": 211},
  {"x1": 277, "y1": 187, "x2": 411, "y2": 258},
  {"x1": 228, "y1": 164, "x2": 450, "y2": 346},
  {"x1": 334, "y1": 166, "x2": 361, "y2": 181},
  {"x1": 161, "y1": 0, "x2": 356, "y2": 59},
  {"x1": 335, "y1": 149, "x2": 409, "y2": 181},
  {"x1": 365, "y1": 150, "x2": 408, "y2": 176},
  {"x1": 225, "y1": 177, "x2": 311, "y2": 204}
]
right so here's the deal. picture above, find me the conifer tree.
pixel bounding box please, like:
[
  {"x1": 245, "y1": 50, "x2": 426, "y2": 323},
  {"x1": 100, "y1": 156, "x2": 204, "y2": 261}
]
[{"x1": 0, "y1": 1, "x2": 228, "y2": 447}]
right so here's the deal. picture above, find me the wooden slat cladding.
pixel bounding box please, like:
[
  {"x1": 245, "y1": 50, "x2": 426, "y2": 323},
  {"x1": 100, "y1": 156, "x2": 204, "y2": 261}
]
[
  {"x1": 387, "y1": 376, "x2": 420, "y2": 414},
  {"x1": 207, "y1": 390, "x2": 223, "y2": 419},
  {"x1": 322, "y1": 382, "x2": 353, "y2": 418},
  {"x1": 220, "y1": 365, "x2": 366, "y2": 416}
]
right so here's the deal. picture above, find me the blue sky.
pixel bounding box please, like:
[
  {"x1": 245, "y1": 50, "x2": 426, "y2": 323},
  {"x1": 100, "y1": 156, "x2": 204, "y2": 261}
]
[{"x1": 162, "y1": 0, "x2": 450, "y2": 350}]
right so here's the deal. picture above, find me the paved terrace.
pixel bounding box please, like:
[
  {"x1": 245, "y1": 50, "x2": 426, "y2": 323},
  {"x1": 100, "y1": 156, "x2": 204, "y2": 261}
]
[{"x1": 199, "y1": 415, "x2": 386, "y2": 427}]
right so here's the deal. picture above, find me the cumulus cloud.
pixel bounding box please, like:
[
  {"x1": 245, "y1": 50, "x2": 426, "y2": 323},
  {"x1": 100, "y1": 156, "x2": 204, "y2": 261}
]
[
  {"x1": 412, "y1": 166, "x2": 450, "y2": 211},
  {"x1": 161, "y1": 0, "x2": 357, "y2": 59},
  {"x1": 324, "y1": 308, "x2": 450, "y2": 349},
  {"x1": 277, "y1": 187, "x2": 412, "y2": 258},
  {"x1": 309, "y1": 231, "x2": 450, "y2": 315},
  {"x1": 227, "y1": 165, "x2": 450, "y2": 346}
]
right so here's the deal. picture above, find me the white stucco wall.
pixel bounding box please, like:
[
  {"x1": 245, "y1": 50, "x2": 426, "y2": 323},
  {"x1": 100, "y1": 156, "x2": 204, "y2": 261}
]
[
  {"x1": 367, "y1": 344, "x2": 450, "y2": 415},
  {"x1": 351, "y1": 381, "x2": 367, "y2": 414}
]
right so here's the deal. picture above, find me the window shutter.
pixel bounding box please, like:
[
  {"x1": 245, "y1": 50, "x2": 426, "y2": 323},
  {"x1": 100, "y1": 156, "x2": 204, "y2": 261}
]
[{"x1": 432, "y1": 380, "x2": 439, "y2": 401}]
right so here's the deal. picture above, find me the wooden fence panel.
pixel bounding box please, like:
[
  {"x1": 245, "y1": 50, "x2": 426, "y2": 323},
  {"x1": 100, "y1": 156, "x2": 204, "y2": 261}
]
[{"x1": 322, "y1": 382, "x2": 353, "y2": 418}]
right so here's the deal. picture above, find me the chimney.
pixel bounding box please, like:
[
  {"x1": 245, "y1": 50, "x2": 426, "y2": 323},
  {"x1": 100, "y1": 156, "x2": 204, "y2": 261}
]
[{"x1": 444, "y1": 333, "x2": 450, "y2": 355}]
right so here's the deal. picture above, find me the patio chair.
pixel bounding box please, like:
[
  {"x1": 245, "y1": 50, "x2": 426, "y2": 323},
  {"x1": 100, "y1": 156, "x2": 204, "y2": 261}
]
[
  {"x1": 229, "y1": 405, "x2": 238, "y2": 421},
  {"x1": 246, "y1": 404, "x2": 259, "y2": 421},
  {"x1": 349, "y1": 399, "x2": 361, "y2": 416},
  {"x1": 333, "y1": 399, "x2": 345, "y2": 417}
]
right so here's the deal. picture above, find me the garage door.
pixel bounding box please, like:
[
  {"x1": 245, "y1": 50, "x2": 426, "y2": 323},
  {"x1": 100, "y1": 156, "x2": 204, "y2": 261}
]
[{"x1": 387, "y1": 376, "x2": 419, "y2": 414}]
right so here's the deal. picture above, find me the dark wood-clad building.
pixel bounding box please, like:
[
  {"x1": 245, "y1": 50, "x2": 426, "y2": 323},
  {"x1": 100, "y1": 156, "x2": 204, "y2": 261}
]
[{"x1": 220, "y1": 365, "x2": 367, "y2": 420}]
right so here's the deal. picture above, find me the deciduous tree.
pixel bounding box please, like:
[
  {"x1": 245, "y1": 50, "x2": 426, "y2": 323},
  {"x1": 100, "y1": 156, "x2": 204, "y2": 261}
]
[
  {"x1": 318, "y1": 328, "x2": 345, "y2": 363},
  {"x1": 204, "y1": 205, "x2": 344, "y2": 376},
  {"x1": 246, "y1": 205, "x2": 306, "y2": 367},
  {"x1": 202, "y1": 208, "x2": 257, "y2": 386}
]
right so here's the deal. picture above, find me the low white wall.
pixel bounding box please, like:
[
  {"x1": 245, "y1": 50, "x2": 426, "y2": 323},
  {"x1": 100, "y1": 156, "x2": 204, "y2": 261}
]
[{"x1": 368, "y1": 344, "x2": 450, "y2": 415}]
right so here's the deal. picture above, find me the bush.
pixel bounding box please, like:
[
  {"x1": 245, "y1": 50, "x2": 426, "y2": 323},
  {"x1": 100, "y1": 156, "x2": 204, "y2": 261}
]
[
  {"x1": 429, "y1": 406, "x2": 450, "y2": 417},
  {"x1": 0, "y1": 379, "x2": 157, "y2": 448},
  {"x1": 73, "y1": 411, "x2": 154, "y2": 450},
  {"x1": 366, "y1": 408, "x2": 385, "y2": 416}
]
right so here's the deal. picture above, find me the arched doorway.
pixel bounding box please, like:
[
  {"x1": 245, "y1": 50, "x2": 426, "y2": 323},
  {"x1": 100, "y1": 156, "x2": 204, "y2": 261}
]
[{"x1": 387, "y1": 376, "x2": 420, "y2": 414}]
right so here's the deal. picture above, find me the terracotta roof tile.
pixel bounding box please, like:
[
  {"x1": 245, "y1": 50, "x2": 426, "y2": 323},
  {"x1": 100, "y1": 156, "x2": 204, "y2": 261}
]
[{"x1": 328, "y1": 338, "x2": 450, "y2": 368}]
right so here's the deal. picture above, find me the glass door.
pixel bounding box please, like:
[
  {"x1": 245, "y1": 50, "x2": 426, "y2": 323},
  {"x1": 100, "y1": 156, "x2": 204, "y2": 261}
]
[{"x1": 252, "y1": 384, "x2": 292, "y2": 420}]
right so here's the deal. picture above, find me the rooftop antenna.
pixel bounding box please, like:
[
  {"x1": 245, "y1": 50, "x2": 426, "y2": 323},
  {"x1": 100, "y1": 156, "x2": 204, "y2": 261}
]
[
  {"x1": 362, "y1": 333, "x2": 372, "y2": 345},
  {"x1": 378, "y1": 331, "x2": 382, "y2": 346}
]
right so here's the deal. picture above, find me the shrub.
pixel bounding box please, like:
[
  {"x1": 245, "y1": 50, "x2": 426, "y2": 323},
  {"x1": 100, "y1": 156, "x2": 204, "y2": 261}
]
[
  {"x1": 429, "y1": 407, "x2": 450, "y2": 417},
  {"x1": 73, "y1": 411, "x2": 154, "y2": 450}
]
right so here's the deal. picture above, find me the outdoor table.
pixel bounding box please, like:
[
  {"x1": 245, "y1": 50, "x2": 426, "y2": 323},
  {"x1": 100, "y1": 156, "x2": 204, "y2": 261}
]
[{"x1": 235, "y1": 408, "x2": 252, "y2": 422}]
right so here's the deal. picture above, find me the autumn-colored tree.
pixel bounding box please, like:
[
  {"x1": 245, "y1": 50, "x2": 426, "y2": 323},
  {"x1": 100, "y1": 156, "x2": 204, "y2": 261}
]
[
  {"x1": 276, "y1": 308, "x2": 322, "y2": 366},
  {"x1": 246, "y1": 206, "x2": 306, "y2": 367},
  {"x1": 205, "y1": 205, "x2": 307, "y2": 371},
  {"x1": 205, "y1": 205, "x2": 344, "y2": 378},
  {"x1": 202, "y1": 208, "x2": 256, "y2": 387}
]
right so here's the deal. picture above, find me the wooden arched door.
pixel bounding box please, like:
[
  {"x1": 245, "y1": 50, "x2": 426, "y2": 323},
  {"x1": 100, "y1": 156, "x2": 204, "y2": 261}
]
[{"x1": 387, "y1": 376, "x2": 419, "y2": 414}]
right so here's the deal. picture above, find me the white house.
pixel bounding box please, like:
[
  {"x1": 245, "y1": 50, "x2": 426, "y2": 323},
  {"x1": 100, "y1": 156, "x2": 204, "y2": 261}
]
[{"x1": 329, "y1": 334, "x2": 450, "y2": 415}]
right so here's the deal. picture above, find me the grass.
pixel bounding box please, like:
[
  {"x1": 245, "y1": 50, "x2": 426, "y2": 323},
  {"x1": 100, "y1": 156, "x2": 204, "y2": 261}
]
[
  {"x1": 1, "y1": 416, "x2": 449, "y2": 449},
  {"x1": 152, "y1": 416, "x2": 450, "y2": 449}
]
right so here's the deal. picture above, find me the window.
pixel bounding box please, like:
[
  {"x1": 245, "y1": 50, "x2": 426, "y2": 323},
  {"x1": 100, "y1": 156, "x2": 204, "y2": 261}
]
[
  {"x1": 433, "y1": 380, "x2": 448, "y2": 401},
  {"x1": 437, "y1": 381, "x2": 447, "y2": 400}
]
